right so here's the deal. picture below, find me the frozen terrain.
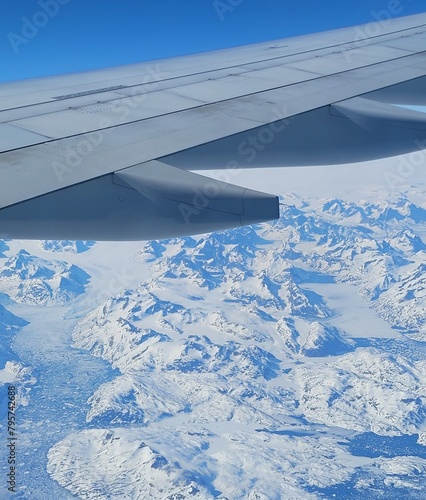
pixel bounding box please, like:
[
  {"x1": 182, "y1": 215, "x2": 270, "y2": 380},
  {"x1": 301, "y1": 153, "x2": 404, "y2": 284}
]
[{"x1": 0, "y1": 156, "x2": 425, "y2": 499}]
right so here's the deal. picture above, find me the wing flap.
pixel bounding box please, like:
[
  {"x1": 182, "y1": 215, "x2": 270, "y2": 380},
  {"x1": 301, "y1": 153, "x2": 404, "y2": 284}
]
[
  {"x1": 0, "y1": 162, "x2": 279, "y2": 241},
  {"x1": 1, "y1": 13, "x2": 426, "y2": 240},
  {"x1": 331, "y1": 96, "x2": 426, "y2": 132}
]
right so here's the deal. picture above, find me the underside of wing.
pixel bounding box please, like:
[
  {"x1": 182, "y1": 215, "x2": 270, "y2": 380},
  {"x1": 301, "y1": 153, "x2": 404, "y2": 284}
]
[
  {"x1": 1, "y1": 12, "x2": 426, "y2": 240},
  {"x1": 162, "y1": 76, "x2": 426, "y2": 170},
  {"x1": 0, "y1": 162, "x2": 279, "y2": 240}
]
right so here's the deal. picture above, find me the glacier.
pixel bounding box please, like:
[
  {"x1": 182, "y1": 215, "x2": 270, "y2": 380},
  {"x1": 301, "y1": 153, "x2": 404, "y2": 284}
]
[{"x1": 0, "y1": 159, "x2": 425, "y2": 498}]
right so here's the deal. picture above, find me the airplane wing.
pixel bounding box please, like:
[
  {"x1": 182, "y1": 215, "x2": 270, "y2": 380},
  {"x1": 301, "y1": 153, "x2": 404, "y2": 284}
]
[{"x1": 1, "y1": 12, "x2": 426, "y2": 240}]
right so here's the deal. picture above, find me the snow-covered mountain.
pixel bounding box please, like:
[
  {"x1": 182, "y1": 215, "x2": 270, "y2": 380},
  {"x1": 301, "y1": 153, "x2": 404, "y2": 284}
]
[
  {"x1": 40, "y1": 240, "x2": 95, "y2": 254},
  {"x1": 0, "y1": 304, "x2": 28, "y2": 367},
  {"x1": 0, "y1": 302, "x2": 35, "y2": 427},
  {"x1": 0, "y1": 249, "x2": 90, "y2": 305},
  {"x1": 1, "y1": 184, "x2": 426, "y2": 499}
]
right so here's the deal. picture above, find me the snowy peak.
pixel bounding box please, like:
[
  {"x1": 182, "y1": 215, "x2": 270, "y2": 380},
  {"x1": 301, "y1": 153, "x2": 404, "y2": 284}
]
[
  {"x1": 322, "y1": 197, "x2": 426, "y2": 227},
  {"x1": 0, "y1": 303, "x2": 28, "y2": 334},
  {"x1": 275, "y1": 318, "x2": 354, "y2": 357},
  {"x1": 0, "y1": 250, "x2": 90, "y2": 305},
  {"x1": 40, "y1": 240, "x2": 95, "y2": 254},
  {"x1": 6, "y1": 188, "x2": 425, "y2": 498},
  {"x1": 376, "y1": 262, "x2": 426, "y2": 336},
  {"x1": 322, "y1": 198, "x2": 367, "y2": 223},
  {"x1": 0, "y1": 304, "x2": 29, "y2": 369},
  {"x1": 47, "y1": 429, "x2": 215, "y2": 499},
  {"x1": 295, "y1": 348, "x2": 426, "y2": 435},
  {"x1": 300, "y1": 321, "x2": 356, "y2": 357},
  {"x1": 0, "y1": 240, "x2": 9, "y2": 257}
]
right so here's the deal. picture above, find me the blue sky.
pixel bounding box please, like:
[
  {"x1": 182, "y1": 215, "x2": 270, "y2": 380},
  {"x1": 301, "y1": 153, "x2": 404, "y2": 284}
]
[{"x1": 1, "y1": 0, "x2": 425, "y2": 82}]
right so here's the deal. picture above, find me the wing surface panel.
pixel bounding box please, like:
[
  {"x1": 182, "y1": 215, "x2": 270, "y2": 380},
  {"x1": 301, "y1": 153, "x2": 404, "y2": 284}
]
[
  {"x1": 1, "y1": 12, "x2": 425, "y2": 109},
  {"x1": 1, "y1": 54, "x2": 426, "y2": 210},
  {"x1": 1, "y1": 12, "x2": 426, "y2": 239},
  {"x1": 0, "y1": 161, "x2": 279, "y2": 240}
]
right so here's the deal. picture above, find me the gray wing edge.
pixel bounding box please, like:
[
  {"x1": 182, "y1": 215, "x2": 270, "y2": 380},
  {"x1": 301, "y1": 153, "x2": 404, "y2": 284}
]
[{"x1": 0, "y1": 161, "x2": 279, "y2": 241}]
